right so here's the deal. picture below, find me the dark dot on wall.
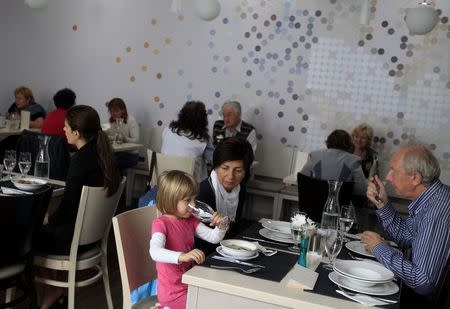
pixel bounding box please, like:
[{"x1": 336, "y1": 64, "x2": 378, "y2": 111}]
[
  {"x1": 379, "y1": 137, "x2": 386, "y2": 144},
  {"x1": 157, "y1": 120, "x2": 163, "y2": 126},
  {"x1": 430, "y1": 144, "x2": 437, "y2": 150},
  {"x1": 442, "y1": 16, "x2": 449, "y2": 24},
  {"x1": 401, "y1": 133, "x2": 408, "y2": 140},
  {"x1": 388, "y1": 28, "x2": 395, "y2": 35},
  {"x1": 223, "y1": 18, "x2": 229, "y2": 24},
  {"x1": 381, "y1": 21, "x2": 388, "y2": 27},
  {"x1": 257, "y1": 134, "x2": 263, "y2": 140},
  {"x1": 292, "y1": 42, "x2": 299, "y2": 48},
  {"x1": 245, "y1": 32, "x2": 250, "y2": 38},
  {"x1": 279, "y1": 98, "x2": 286, "y2": 105},
  {"x1": 373, "y1": 136, "x2": 379, "y2": 143},
  {"x1": 306, "y1": 30, "x2": 313, "y2": 36},
  {"x1": 292, "y1": 94, "x2": 299, "y2": 100},
  {"x1": 433, "y1": 66, "x2": 441, "y2": 73},
  {"x1": 378, "y1": 48, "x2": 384, "y2": 55},
  {"x1": 255, "y1": 45, "x2": 261, "y2": 51},
  {"x1": 271, "y1": 14, "x2": 277, "y2": 21},
  {"x1": 301, "y1": 127, "x2": 307, "y2": 134},
  {"x1": 288, "y1": 125, "x2": 295, "y2": 132},
  {"x1": 366, "y1": 33, "x2": 373, "y2": 40},
  {"x1": 443, "y1": 152, "x2": 450, "y2": 159},
  {"x1": 397, "y1": 64, "x2": 404, "y2": 70},
  {"x1": 289, "y1": 15, "x2": 295, "y2": 22},
  {"x1": 305, "y1": 43, "x2": 311, "y2": 49},
  {"x1": 330, "y1": 0, "x2": 337, "y2": 4},
  {"x1": 278, "y1": 111, "x2": 284, "y2": 118},
  {"x1": 253, "y1": 58, "x2": 259, "y2": 64},
  {"x1": 256, "y1": 90, "x2": 262, "y2": 96},
  {"x1": 436, "y1": 9, "x2": 442, "y2": 16},
  {"x1": 400, "y1": 43, "x2": 407, "y2": 49},
  {"x1": 299, "y1": 36, "x2": 306, "y2": 42},
  {"x1": 406, "y1": 50, "x2": 413, "y2": 57},
  {"x1": 253, "y1": 13, "x2": 258, "y2": 19},
  {"x1": 397, "y1": 112, "x2": 405, "y2": 119},
  {"x1": 159, "y1": 103, "x2": 164, "y2": 109},
  {"x1": 312, "y1": 37, "x2": 319, "y2": 43},
  {"x1": 389, "y1": 70, "x2": 396, "y2": 77},
  {"x1": 251, "y1": 26, "x2": 257, "y2": 32},
  {"x1": 264, "y1": 20, "x2": 270, "y2": 27},
  {"x1": 281, "y1": 137, "x2": 287, "y2": 144},
  {"x1": 254, "y1": 108, "x2": 260, "y2": 115},
  {"x1": 207, "y1": 109, "x2": 213, "y2": 115},
  {"x1": 391, "y1": 56, "x2": 398, "y2": 63},
  {"x1": 237, "y1": 44, "x2": 243, "y2": 50},
  {"x1": 257, "y1": 33, "x2": 262, "y2": 39},
  {"x1": 276, "y1": 21, "x2": 282, "y2": 27},
  {"x1": 307, "y1": 23, "x2": 314, "y2": 30},
  {"x1": 321, "y1": 17, "x2": 327, "y2": 24},
  {"x1": 401, "y1": 36, "x2": 408, "y2": 43},
  {"x1": 393, "y1": 139, "x2": 400, "y2": 145},
  {"x1": 295, "y1": 22, "x2": 301, "y2": 29},
  {"x1": 358, "y1": 40, "x2": 365, "y2": 46},
  {"x1": 246, "y1": 70, "x2": 252, "y2": 76},
  {"x1": 387, "y1": 132, "x2": 394, "y2": 138},
  {"x1": 302, "y1": 114, "x2": 309, "y2": 121},
  {"x1": 296, "y1": 108, "x2": 303, "y2": 114},
  {"x1": 215, "y1": 91, "x2": 220, "y2": 97},
  {"x1": 315, "y1": 10, "x2": 322, "y2": 17}
]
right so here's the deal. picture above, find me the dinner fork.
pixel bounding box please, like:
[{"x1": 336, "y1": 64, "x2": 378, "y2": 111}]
[
  {"x1": 337, "y1": 285, "x2": 398, "y2": 304},
  {"x1": 210, "y1": 265, "x2": 261, "y2": 274}
]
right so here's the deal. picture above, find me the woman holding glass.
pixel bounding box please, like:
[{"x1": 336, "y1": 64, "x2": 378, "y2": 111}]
[{"x1": 195, "y1": 136, "x2": 254, "y2": 255}]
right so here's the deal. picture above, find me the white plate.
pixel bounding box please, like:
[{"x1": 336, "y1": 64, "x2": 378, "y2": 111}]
[
  {"x1": 334, "y1": 259, "x2": 394, "y2": 282},
  {"x1": 345, "y1": 240, "x2": 375, "y2": 258},
  {"x1": 259, "y1": 228, "x2": 296, "y2": 244},
  {"x1": 11, "y1": 177, "x2": 47, "y2": 191},
  {"x1": 216, "y1": 246, "x2": 259, "y2": 260},
  {"x1": 260, "y1": 218, "x2": 291, "y2": 234},
  {"x1": 329, "y1": 271, "x2": 399, "y2": 296},
  {"x1": 220, "y1": 239, "x2": 258, "y2": 258}
]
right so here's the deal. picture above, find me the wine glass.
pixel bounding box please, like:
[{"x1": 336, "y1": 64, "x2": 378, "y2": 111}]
[
  {"x1": 288, "y1": 210, "x2": 308, "y2": 252},
  {"x1": 339, "y1": 204, "x2": 356, "y2": 237},
  {"x1": 18, "y1": 152, "x2": 32, "y2": 177},
  {"x1": 3, "y1": 150, "x2": 17, "y2": 180},
  {"x1": 323, "y1": 229, "x2": 344, "y2": 270},
  {"x1": 188, "y1": 200, "x2": 229, "y2": 229}
]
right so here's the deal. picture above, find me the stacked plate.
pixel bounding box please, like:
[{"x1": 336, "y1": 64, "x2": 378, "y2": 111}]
[
  {"x1": 329, "y1": 259, "x2": 398, "y2": 296},
  {"x1": 217, "y1": 239, "x2": 259, "y2": 260},
  {"x1": 258, "y1": 218, "x2": 296, "y2": 244}
]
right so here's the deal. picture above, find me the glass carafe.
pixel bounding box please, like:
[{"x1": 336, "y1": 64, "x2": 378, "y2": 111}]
[
  {"x1": 34, "y1": 135, "x2": 51, "y2": 179},
  {"x1": 320, "y1": 180, "x2": 342, "y2": 231},
  {"x1": 114, "y1": 118, "x2": 124, "y2": 144}
]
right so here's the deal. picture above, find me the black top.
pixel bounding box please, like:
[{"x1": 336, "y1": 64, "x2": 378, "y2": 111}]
[
  {"x1": 8, "y1": 102, "x2": 47, "y2": 121},
  {"x1": 46, "y1": 141, "x2": 103, "y2": 247},
  {"x1": 195, "y1": 177, "x2": 246, "y2": 255}
]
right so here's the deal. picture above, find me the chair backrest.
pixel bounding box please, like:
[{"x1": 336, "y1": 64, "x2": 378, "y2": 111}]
[
  {"x1": 149, "y1": 126, "x2": 164, "y2": 153},
  {"x1": 433, "y1": 256, "x2": 450, "y2": 308},
  {"x1": 0, "y1": 186, "x2": 53, "y2": 267},
  {"x1": 297, "y1": 173, "x2": 353, "y2": 223},
  {"x1": 112, "y1": 206, "x2": 158, "y2": 308},
  {"x1": 72, "y1": 177, "x2": 126, "y2": 247},
  {"x1": 253, "y1": 145, "x2": 296, "y2": 178},
  {"x1": 147, "y1": 150, "x2": 196, "y2": 187},
  {"x1": 15, "y1": 130, "x2": 70, "y2": 180},
  {"x1": 291, "y1": 150, "x2": 309, "y2": 174}
]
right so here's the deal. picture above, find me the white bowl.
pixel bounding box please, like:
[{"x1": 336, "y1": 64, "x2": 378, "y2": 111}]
[
  {"x1": 11, "y1": 177, "x2": 48, "y2": 190},
  {"x1": 220, "y1": 239, "x2": 258, "y2": 258}
]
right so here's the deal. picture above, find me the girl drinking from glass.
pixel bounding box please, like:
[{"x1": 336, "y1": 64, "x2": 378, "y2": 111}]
[{"x1": 149, "y1": 170, "x2": 227, "y2": 309}]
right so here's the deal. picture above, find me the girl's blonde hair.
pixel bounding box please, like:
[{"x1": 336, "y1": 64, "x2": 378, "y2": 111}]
[{"x1": 156, "y1": 170, "x2": 198, "y2": 216}]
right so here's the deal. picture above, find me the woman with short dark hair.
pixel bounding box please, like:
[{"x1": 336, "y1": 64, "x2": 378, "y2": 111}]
[
  {"x1": 195, "y1": 136, "x2": 254, "y2": 255},
  {"x1": 42, "y1": 88, "x2": 76, "y2": 142}
]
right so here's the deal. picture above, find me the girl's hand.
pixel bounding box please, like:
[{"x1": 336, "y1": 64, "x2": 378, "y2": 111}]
[
  {"x1": 209, "y1": 212, "x2": 229, "y2": 230},
  {"x1": 178, "y1": 249, "x2": 205, "y2": 264}
]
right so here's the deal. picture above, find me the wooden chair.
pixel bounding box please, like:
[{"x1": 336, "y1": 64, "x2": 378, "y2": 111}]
[
  {"x1": 0, "y1": 186, "x2": 53, "y2": 308},
  {"x1": 113, "y1": 206, "x2": 159, "y2": 308},
  {"x1": 34, "y1": 177, "x2": 126, "y2": 309},
  {"x1": 297, "y1": 173, "x2": 353, "y2": 223}
]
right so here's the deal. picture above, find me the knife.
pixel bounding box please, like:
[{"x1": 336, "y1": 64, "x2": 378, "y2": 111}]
[{"x1": 211, "y1": 255, "x2": 266, "y2": 268}]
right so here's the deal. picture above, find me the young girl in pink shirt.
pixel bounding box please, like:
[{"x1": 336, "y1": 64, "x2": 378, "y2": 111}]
[{"x1": 150, "y1": 170, "x2": 228, "y2": 309}]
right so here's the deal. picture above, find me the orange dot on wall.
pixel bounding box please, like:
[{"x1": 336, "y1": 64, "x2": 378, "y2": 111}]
[
  {"x1": 156, "y1": 73, "x2": 162, "y2": 79},
  {"x1": 164, "y1": 38, "x2": 172, "y2": 45},
  {"x1": 144, "y1": 42, "x2": 150, "y2": 48},
  {"x1": 154, "y1": 96, "x2": 160, "y2": 102},
  {"x1": 130, "y1": 76, "x2": 136, "y2": 82},
  {"x1": 141, "y1": 65, "x2": 148, "y2": 72},
  {"x1": 72, "y1": 24, "x2": 78, "y2": 31},
  {"x1": 115, "y1": 57, "x2": 122, "y2": 63},
  {"x1": 151, "y1": 18, "x2": 157, "y2": 25},
  {"x1": 126, "y1": 47, "x2": 132, "y2": 53},
  {"x1": 177, "y1": 15, "x2": 184, "y2": 21}
]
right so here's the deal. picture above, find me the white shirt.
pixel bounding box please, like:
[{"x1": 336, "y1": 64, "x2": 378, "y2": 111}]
[{"x1": 161, "y1": 127, "x2": 208, "y2": 181}]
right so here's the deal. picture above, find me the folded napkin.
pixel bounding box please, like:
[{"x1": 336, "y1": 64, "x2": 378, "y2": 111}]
[
  {"x1": 252, "y1": 242, "x2": 277, "y2": 256},
  {"x1": 1, "y1": 187, "x2": 33, "y2": 195},
  {"x1": 286, "y1": 264, "x2": 318, "y2": 290},
  {"x1": 335, "y1": 290, "x2": 391, "y2": 306}
]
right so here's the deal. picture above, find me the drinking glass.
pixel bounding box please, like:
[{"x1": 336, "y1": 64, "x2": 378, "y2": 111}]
[
  {"x1": 9, "y1": 112, "x2": 20, "y2": 130},
  {"x1": 114, "y1": 118, "x2": 124, "y2": 144},
  {"x1": 339, "y1": 204, "x2": 356, "y2": 235},
  {"x1": 289, "y1": 210, "x2": 308, "y2": 252},
  {"x1": 188, "y1": 200, "x2": 229, "y2": 229},
  {"x1": 323, "y1": 229, "x2": 344, "y2": 270},
  {"x1": 18, "y1": 152, "x2": 32, "y2": 177},
  {"x1": 3, "y1": 150, "x2": 17, "y2": 180}
]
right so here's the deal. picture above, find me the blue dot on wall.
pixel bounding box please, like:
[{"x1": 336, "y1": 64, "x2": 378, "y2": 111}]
[
  {"x1": 237, "y1": 44, "x2": 243, "y2": 50},
  {"x1": 245, "y1": 82, "x2": 251, "y2": 88},
  {"x1": 223, "y1": 67, "x2": 229, "y2": 75},
  {"x1": 248, "y1": 51, "x2": 255, "y2": 58},
  {"x1": 284, "y1": 55, "x2": 291, "y2": 61},
  {"x1": 242, "y1": 57, "x2": 248, "y2": 63},
  {"x1": 277, "y1": 60, "x2": 284, "y2": 66},
  {"x1": 268, "y1": 91, "x2": 274, "y2": 98},
  {"x1": 292, "y1": 42, "x2": 299, "y2": 48},
  {"x1": 281, "y1": 137, "x2": 287, "y2": 144},
  {"x1": 187, "y1": 40, "x2": 192, "y2": 46},
  {"x1": 274, "y1": 92, "x2": 280, "y2": 98},
  {"x1": 259, "y1": 65, "x2": 265, "y2": 72},
  {"x1": 297, "y1": 56, "x2": 303, "y2": 61},
  {"x1": 266, "y1": 53, "x2": 272, "y2": 59},
  {"x1": 271, "y1": 66, "x2": 277, "y2": 73},
  {"x1": 224, "y1": 55, "x2": 230, "y2": 62},
  {"x1": 211, "y1": 66, "x2": 217, "y2": 73},
  {"x1": 213, "y1": 104, "x2": 220, "y2": 110},
  {"x1": 303, "y1": 63, "x2": 309, "y2": 69},
  {"x1": 260, "y1": 59, "x2": 265, "y2": 65},
  {"x1": 289, "y1": 68, "x2": 295, "y2": 74},
  {"x1": 159, "y1": 103, "x2": 164, "y2": 109},
  {"x1": 253, "y1": 58, "x2": 259, "y2": 64},
  {"x1": 213, "y1": 54, "x2": 219, "y2": 61},
  {"x1": 303, "y1": 10, "x2": 309, "y2": 16},
  {"x1": 289, "y1": 125, "x2": 295, "y2": 132},
  {"x1": 278, "y1": 111, "x2": 284, "y2": 118},
  {"x1": 273, "y1": 53, "x2": 278, "y2": 60},
  {"x1": 287, "y1": 87, "x2": 293, "y2": 93},
  {"x1": 208, "y1": 42, "x2": 215, "y2": 48},
  {"x1": 223, "y1": 18, "x2": 229, "y2": 24},
  {"x1": 285, "y1": 48, "x2": 292, "y2": 54},
  {"x1": 177, "y1": 69, "x2": 184, "y2": 76},
  {"x1": 276, "y1": 21, "x2": 282, "y2": 27},
  {"x1": 288, "y1": 80, "x2": 294, "y2": 86},
  {"x1": 215, "y1": 91, "x2": 221, "y2": 98},
  {"x1": 186, "y1": 95, "x2": 192, "y2": 100},
  {"x1": 254, "y1": 108, "x2": 260, "y2": 115},
  {"x1": 187, "y1": 82, "x2": 193, "y2": 89},
  {"x1": 210, "y1": 29, "x2": 216, "y2": 35},
  {"x1": 305, "y1": 43, "x2": 311, "y2": 49},
  {"x1": 207, "y1": 109, "x2": 213, "y2": 115},
  {"x1": 288, "y1": 22, "x2": 294, "y2": 29},
  {"x1": 269, "y1": 79, "x2": 275, "y2": 85}
]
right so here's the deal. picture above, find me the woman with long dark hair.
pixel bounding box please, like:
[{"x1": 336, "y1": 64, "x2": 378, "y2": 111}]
[
  {"x1": 161, "y1": 101, "x2": 210, "y2": 181},
  {"x1": 37, "y1": 105, "x2": 120, "y2": 308}
]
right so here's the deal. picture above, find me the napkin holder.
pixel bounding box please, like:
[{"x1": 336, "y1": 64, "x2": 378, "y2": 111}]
[
  {"x1": 286, "y1": 264, "x2": 319, "y2": 291},
  {"x1": 20, "y1": 111, "x2": 30, "y2": 130}
]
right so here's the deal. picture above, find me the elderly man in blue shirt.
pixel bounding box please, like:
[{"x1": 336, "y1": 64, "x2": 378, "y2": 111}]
[{"x1": 362, "y1": 145, "x2": 449, "y2": 304}]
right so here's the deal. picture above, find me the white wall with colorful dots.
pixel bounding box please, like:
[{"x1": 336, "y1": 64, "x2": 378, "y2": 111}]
[{"x1": 1, "y1": 0, "x2": 449, "y2": 181}]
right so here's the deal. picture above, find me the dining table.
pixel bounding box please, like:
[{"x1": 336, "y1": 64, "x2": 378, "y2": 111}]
[
  {"x1": 183, "y1": 221, "x2": 401, "y2": 309},
  {"x1": 0, "y1": 127, "x2": 40, "y2": 138},
  {"x1": 111, "y1": 142, "x2": 143, "y2": 153}
]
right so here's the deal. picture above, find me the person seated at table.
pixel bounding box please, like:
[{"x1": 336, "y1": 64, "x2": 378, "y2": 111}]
[
  {"x1": 300, "y1": 129, "x2": 367, "y2": 195},
  {"x1": 42, "y1": 88, "x2": 76, "y2": 146},
  {"x1": 352, "y1": 123, "x2": 378, "y2": 178},
  {"x1": 6, "y1": 86, "x2": 46, "y2": 129},
  {"x1": 195, "y1": 136, "x2": 254, "y2": 255},
  {"x1": 161, "y1": 101, "x2": 209, "y2": 181},
  {"x1": 106, "y1": 97, "x2": 139, "y2": 168},
  {"x1": 363, "y1": 145, "x2": 450, "y2": 306},
  {"x1": 150, "y1": 170, "x2": 227, "y2": 309},
  {"x1": 36, "y1": 105, "x2": 120, "y2": 309}
]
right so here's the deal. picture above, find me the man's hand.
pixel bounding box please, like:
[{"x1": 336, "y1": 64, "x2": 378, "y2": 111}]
[
  {"x1": 367, "y1": 175, "x2": 387, "y2": 209},
  {"x1": 361, "y1": 231, "x2": 384, "y2": 253}
]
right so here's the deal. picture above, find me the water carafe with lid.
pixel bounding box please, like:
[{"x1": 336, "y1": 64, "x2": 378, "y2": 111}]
[
  {"x1": 320, "y1": 180, "x2": 342, "y2": 230},
  {"x1": 34, "y1": 135, "x2": 51, "y2": 178}
]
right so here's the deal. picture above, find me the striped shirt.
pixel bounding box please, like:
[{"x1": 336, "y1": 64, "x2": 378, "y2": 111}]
[{"x1": 373, "y1": 180, "x2": 450, "y2": 295}]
